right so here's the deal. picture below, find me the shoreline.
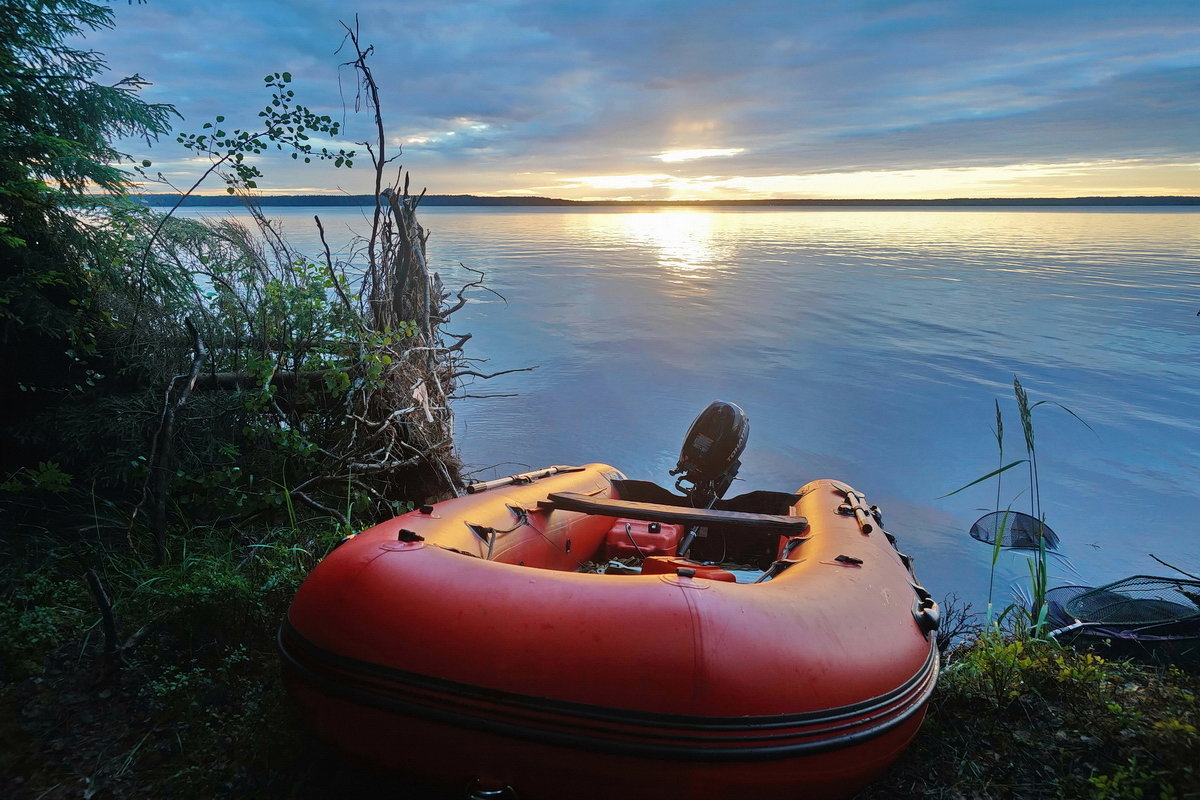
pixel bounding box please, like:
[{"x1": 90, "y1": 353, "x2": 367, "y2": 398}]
[{"x1": 136, "y1": 194, "x2": 1200, "y2": 208}]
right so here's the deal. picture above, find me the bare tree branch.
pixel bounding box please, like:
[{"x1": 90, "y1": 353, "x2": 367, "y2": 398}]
[
  {"x1": 84, "y1": 568, "x2": 121, "y2": 669},
  {"x1": 315, "y1": 214, "x2": 357, "y2": 320},
  {"x1": 452, "y1": 366, "x2": 539, "y2": 381},
  {"x1": 129, "y1": 317, "x2": 207, "y2": 562}
]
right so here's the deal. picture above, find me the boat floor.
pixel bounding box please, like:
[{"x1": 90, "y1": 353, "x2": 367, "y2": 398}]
[{"x1": 584, "y1": 558, "x2": 764, "y2": 583}]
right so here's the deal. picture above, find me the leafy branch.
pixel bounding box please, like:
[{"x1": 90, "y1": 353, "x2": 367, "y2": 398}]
[{"x1": 174, "y1": 71, "x2": 355, "y2": 194}]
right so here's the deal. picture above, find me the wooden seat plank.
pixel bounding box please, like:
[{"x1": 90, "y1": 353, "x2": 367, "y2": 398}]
[{"x1": 542, "y1": 492, "x2": 808, "y2": 534}]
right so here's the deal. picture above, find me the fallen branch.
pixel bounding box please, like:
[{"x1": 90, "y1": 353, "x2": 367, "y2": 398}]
[
  {"x1": 345, "y1": 456, "x2": 422, "y2": 473},
  {"x1": 348, "y1": 407, "x2": 417, "y2": 429},
  {"x1": 452, "y1": 393, "x2": 522, "y2": 399},
  {"x1": 192, "y1": 369, "x2": 333, "y2": 391},
  {"x1": 292, "y1": 490, "x2": 349, "y2": 527},
  {"x1": 451, "y1": 366, "x2": 539, "y2": 381}
]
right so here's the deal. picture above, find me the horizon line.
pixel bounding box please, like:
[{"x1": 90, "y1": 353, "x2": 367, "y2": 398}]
[{"x1": 134, "y1": 193, "x2": 1200, "y2": 207}]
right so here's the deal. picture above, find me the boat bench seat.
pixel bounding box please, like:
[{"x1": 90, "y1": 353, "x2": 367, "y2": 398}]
[{"x1": 542, "y1": 492, "x2": 809, "y2": 534}]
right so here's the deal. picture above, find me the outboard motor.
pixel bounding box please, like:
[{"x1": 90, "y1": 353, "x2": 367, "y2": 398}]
[{"x1": 670, "y1": 401, "x2": 749, "y2": 508}]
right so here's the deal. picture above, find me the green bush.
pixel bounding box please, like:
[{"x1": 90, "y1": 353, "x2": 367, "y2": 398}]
[{"x1": 0, "y1": 571, "x2": 88, "y2": 680}]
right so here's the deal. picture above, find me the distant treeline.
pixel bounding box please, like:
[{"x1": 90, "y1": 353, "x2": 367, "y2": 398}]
[
  {"x1": 137, "y1": 194, "x2": 574, "y2": 207},
  {"x1": 136, "y1": 194, "x2": 1200, "y2": 208}
]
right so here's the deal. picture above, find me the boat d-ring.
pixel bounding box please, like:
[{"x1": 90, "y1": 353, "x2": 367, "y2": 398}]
[
  {"x1": 467, "y1": 778, "x2": 517, "y2": 799},
  {"x1": 910, "y1": 583, "x2": 940, "y2": 637}
]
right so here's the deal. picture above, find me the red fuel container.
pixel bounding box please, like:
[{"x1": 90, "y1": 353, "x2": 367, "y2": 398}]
[{"x1": 605, "y1": 518, "x2": 681, "y2": 559}]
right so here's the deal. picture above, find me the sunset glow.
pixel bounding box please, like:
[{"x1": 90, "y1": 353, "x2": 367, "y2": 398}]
[
  {"x1": 654, "y1": 148, "x2": 746, "y2": 163},
  {"x1": 88, "y1": 1, "x2": 1198, "y2": 201}
]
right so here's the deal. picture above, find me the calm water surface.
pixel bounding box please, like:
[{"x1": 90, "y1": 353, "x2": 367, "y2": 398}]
[{"x1": 182, "y1": 206, "x2": 1200, "y2": 607}]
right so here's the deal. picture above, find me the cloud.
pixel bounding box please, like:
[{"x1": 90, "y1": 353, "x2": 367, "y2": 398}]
[
  {"x1": 84, "y1": 0, "x2": 1200, "y2": 198},
  {"x1": 655, "y1": 149, "x2": 746, "y2": 163}
]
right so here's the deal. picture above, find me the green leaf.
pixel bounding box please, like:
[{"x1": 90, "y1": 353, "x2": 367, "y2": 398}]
[
  {"x1": 1029, "y1": 400, "x2": 1097, "y2": 435},
  {"x1": 282, "y1": 71, "x2": 292, "y2": 82},
  {"x1": 939, "y1": 460, "x2": 1029, "y2": 498},
  {"x1": 990, "y1": 509, "x2": 1009, "y2": 566}
]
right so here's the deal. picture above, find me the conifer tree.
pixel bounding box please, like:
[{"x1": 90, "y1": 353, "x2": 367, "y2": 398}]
[{"x1": 0, "y1": 1, "x2": 175, "y2": 467}]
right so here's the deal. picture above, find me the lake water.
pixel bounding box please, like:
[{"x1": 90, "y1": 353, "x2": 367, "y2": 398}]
[{"x1": 179, "y1": 205, "x2": 1200, "y2": 609}]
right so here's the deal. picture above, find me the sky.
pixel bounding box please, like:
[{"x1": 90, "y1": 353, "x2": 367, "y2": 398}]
[{"x1": 86, "y1": 0, "x2": 1200, "y2": 201}]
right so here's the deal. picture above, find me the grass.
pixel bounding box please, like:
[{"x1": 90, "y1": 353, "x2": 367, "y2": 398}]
[{"x1": 861, "y1": 631, "x2": 1200, "y2": 799}]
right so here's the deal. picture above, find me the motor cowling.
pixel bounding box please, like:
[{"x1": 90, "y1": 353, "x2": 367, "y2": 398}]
[{"x1": 670, "y1": 401, "x2": 749, "y2": 507}]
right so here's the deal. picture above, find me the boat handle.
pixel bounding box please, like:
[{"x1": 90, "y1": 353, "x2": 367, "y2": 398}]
[{"x1": 911, "y1": 583, "x2": 941, "y2": 636}]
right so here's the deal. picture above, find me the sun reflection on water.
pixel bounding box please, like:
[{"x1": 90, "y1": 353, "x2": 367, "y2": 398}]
[{"x1": 610, "y1": 210, "x2": 727, "y2": 280}]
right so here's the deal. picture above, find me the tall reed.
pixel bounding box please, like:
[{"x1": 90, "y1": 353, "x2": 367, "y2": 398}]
[{"x1": 946, "y1": 378, "x2": 1091, "y2": 635}]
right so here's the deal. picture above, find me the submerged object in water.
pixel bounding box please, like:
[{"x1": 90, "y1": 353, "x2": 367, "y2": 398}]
[{"x1": 1048, "y1": 576, "x2": 1200, "y2": 662}]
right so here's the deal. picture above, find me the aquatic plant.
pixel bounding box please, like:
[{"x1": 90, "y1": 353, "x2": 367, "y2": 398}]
[{"x1": 946, "y1": 378, "x2": 1090, "y2": 635}]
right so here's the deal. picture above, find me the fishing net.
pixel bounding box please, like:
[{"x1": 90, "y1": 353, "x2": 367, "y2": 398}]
[
  {"x1": 968, "y1": 510, "x2": 1059, "y2": 550},
  {"x1": 1063, "y1": 576, "x2": 1200, "y2": 626},
  {"x1": 1047, "y1": 585, "x2": 1090, "y2": 614}
]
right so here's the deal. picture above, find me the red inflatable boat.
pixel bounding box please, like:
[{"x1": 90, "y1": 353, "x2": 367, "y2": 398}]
[{"x1": 280, "y1": 404, "x2": 939, "y2": 799}]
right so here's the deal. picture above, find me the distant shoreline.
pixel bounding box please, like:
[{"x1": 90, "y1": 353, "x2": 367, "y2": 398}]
[{"x1": 136, "y1": 194, "x2": 1200, "y2": 208}]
